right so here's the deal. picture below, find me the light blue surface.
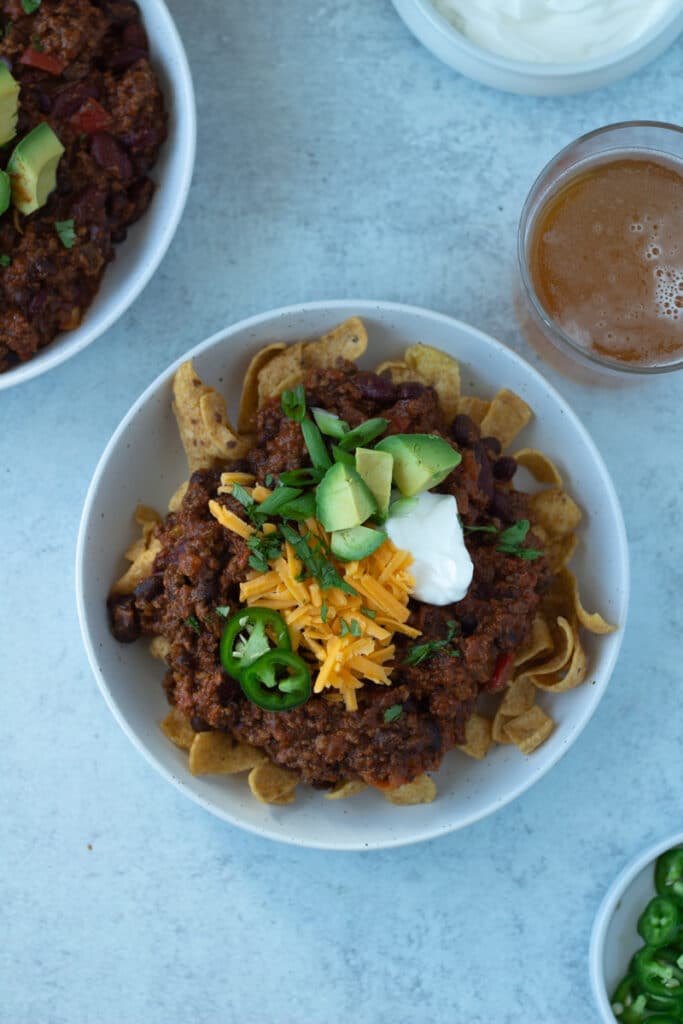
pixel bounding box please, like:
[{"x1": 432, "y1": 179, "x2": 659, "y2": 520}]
[{"x1": 1, "y1": 3, "x2": 682, "y2": 1021}]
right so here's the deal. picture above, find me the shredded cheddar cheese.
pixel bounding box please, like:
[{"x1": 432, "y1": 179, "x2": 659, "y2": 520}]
[{"x1": 210, "y1": 473, "x2": 420, "y2": 711}]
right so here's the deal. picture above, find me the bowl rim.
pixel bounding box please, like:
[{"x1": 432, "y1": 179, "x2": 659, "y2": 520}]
[
  {"x1": 516, "y1": 120, "x2": 683, "y2": 376},
  {"x1": 76, "y1": 298, "x2": 630, "y2": 851},
  {"x1": 400, "y1": 0, "x2": 683, "y2": 77},
  {"x1": 589, "y1": 830, "x2": 683, "y2": 1022},
  {"x1": 0, "y1": 0, "x2": 197, "y2": 392}
]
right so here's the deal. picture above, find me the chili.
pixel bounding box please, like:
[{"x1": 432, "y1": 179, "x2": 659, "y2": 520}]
[
  {"x1": 486, "y1": 652, "x2": 515, "y2": 692},
  {"x1": 240, "y1": 649, "x2": 312, "y2": 711},
  {"x1": 220, "y1": 608, "x2": 291, "y2": 681}
]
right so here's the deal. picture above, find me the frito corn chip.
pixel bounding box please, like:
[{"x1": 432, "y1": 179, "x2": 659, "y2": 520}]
[
  {"x1": 303, "y1": 317, "x2": 368, "y2": 368},
  {"x1": 168, "y1": 480, "x2": 189, "y2": 513},
  {"x1": 531, "y1": 630, "x2": 588, "y2": 692},
  {"x1": 525, "y1": 616, "x2": 575, "y2": 676},
  {"x1": 512, "y1": 448, "x2": 563, "y2": 486},
  {"x1": 479, "y1": 389, "x2": 533, "y2": 448},
  {"x1": 173, "y1": 361, "x2": 252, "y2": 472},
  {"x1": 504, "y1": 705, "x2": 555, "y2": 754},
  {"x1": 545, "y1": 532, "x2": 578, "y2": 573},
  {"x1": 374, "y1": 359, "x2": 420, "y2": 384},
  {"x1": 456, "y1": 713, "x2": 493, "y2": 760},
  {"x1": 492, "y1": 708, "x2": 514, "y2": 744},
  {"x1": 189, "y1": 732, "x2": 266, "y2": 776},
  {"x1": 238, "y1": 342, "x2": 287, "y2": 431},
  {"x1": 149, "y1": 636, "x2": 171, "y2": 662},
  {"x1": 514, "y1": 615, "x2": 553, "y2": 667},
  {"x1": 530, "y1": 488, "x2": 582, "y2": 537},
  {"x1": 160, "y1": 707, "x2": 195, "y2": 751},
  {"x1": 383, "y1": 773, "x2": 436, "y2": 805},
  {"x1": 248, "y1": 760, "x2": 299, "y2": 805},
  {"x1": 111, "y1": 537, "x2": 162, "y2": 596},
  {"x1": 499, "y1": 677, "x2": 536, "y2": 717},
  {"x1": 456, "y1": 395, "x2": 490, "y2": 425},
  {"x1": 404, "y1": 343, "x2": 460, "y2": 421},
  {"x1": 562, "y1": 568, "x2": 617, "y2": 635},
  {"x1": 324, "y1": 780, "x2": 368, "y2": 800}
]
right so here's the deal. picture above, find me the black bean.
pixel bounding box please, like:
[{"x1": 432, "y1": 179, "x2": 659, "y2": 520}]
[
  {"x1": 134, "y1": 573, "x2": 163, "y2": 601},
  {"x1": 493, "y1": 456, "x2": 518, "y2": 482},
  {"x1": 450, "y1": 414, "x2": 479, "y2": 446},
  {"x1": 108, "y1": 595, "x2": 140, "y2": 643},
  {"x1": 190, "y1": 716, "x2": 212, "y2": 733},
  {"x1": 474, "y1": 442, "x2": 495, "y2": 499},
  {"x1": 459, "y1": 613, "x2": 478, "y2": 637}
]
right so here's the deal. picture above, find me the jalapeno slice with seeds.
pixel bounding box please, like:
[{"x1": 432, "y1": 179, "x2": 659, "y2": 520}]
[
  {"x1": 656, "y1": 850, "x2": 683, "y2": 910},
  {"x1": 220, "y1": 608, "x2": 291, "y2": 681},
  {"x1": 634, "y1": 946, "x2": 683, "y2": 1001},
  {"x1": 638, "y1": 897, "x2": 681, "y2": 948},
  {"x1": 240, "y1": 649, "x2": 312, "y2": 711}
]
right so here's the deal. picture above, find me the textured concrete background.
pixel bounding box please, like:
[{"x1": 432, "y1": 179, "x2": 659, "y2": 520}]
[{"x1": 2, "y1": 2, "x2": 682, "y2": 1021}]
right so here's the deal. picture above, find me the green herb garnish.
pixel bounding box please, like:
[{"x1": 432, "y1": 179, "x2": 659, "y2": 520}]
[
  {"x1": 279, "y1": 467, "x2": 325, "y2": 487},
  {"x1": 404, "y1": 620, "x2": 460, "y2": 667},
  {"x1": 55, "y1": 219, "x2": 77, "y2": 249},
  {"x1": 349, "y1": 619, "x2": 362, "y2": 637},
  {"x1": 301, "y1": 418, "x2": 332, "y2": 470},
  {"x1": 280, "y1": 524, "x2": 358, "y2": 596},
  {"x1": 186, "y1": 615, "x2": 201, "y2": 633},
  {"x1": 246, "y1": 531, "x2": 283, "y2": 572},
  {"x1": 336, "y1": 417, "x2": 389, "y2": 452},
  {"x1": 384, "y1": 704, "x2": 403, "y2": 723},
  {"x1": 321, "y1": 601, "x2": 328, "y2": 624},
  {"x1": 231, "y1": 482, "x2": 255, "y2": 509},
  {"x1": 360, "y1": 605, "x2": 376, "y2": 620},
  {"x1": 465, "y1": 519, "x2": 543, "y2": 560},
  {"x1": 21, "y1": 0, "x2": 41, "y2": 13},
  {"x1": 264, "y1": 473, "x2": 274, "y2": 488},
  {"x1": 0, "y1": 254, "x2": 11, "y2": 267},
  {"x1": 281, "y1": 383, "x2": 306, "y2": 422}
]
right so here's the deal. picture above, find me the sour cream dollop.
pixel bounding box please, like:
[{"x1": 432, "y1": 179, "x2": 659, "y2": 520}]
[
  {"x1": 431, "y1": 0, "x2": 675, "y2": 63},
  {"x1": 385, "y1": 491, "x2": 473, "y2": 606}
]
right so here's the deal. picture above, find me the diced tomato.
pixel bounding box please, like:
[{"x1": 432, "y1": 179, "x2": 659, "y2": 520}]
[
  {"x1": 71, "y1": 98, "x2": 111, "y2": 135},
  {"x1": 19, "y1": 49, "x2": 65, "y2": 76}
]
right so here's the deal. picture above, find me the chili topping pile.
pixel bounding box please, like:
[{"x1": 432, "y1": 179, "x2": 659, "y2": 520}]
[{"x1": 108, "y1": 319, "x2": 615, "y2": 806}]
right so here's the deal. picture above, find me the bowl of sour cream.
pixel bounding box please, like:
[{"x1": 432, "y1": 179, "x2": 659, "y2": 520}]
[{"x1": 391, "y1": 0, "x2": 683, "y2": 95}]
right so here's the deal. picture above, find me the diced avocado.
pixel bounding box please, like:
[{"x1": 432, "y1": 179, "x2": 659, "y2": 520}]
[
  {"x1": 0, "y1": 65, "x2": 20, "y2": 147},
  {"x1": 375, "y1": 434, "x2": 461, "y2": 496},
  {"x1": 0, "y1": 171, "x2": 10, "y2": 217},
  {"x1": 330, "y1": 525, "x2": 386, "y2": 562},
  {"x1": 355, "y1": 447, "x2": 393, "y2": 522},
  {"x1": 8, "y1": 122, "x2": 65, "y2": 215},
  {"x1": 315, "y1": 463, "x2": 377, "y2": 532},
  {"x1": 312, "y1": 407, "x2": 349, "y2": 439}
]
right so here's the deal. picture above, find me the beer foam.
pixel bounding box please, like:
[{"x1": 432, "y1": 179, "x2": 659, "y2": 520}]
[{"x1": 654, "y1": 266, "x2": 683, "y2": 322}]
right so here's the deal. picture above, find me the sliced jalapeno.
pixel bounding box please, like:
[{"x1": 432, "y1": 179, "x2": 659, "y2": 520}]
[
  {"x1": 240, "y1": 649, "x2": 312, "y2": 711},
  {"x1": 638, "y1": 897, "x2": 681, "y2": 948},
  {"x1": 220, "y1": 608, "x2": 291, "y2": 681},
  {"x1": 656, "y1": 850, "x2": 683, "y2": 909},
  {"x1": 634, "y1": 946, "x2": 683, "y2": 1000}
]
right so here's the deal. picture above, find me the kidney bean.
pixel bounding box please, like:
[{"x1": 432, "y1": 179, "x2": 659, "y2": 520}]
[
  {"x1": 122, "y1": 21, "x2": 148, "y2": 50},
  {"x1": 396, "y1": 381, "x2": 425, "y2": 400},
  {"x1": 450, "y1": 414, "x2": 479, "y2": 447},
  {"x1": 108, "y1": 595, "x2": 140, "y2": 643},
  {"x1": 70, "y1": 185, "x2": 107, "y2": 224},
  {"x1": 91, "y1": 132, "x2": 133, "y2": 179},
  {"x1": 355, "y1": 371, "x2": 397, "y2": 404},
  {"x1": 100, "y1": 1, "x2": 140, "y2": 22},
  {"x1": 105, "y1": 46, "x2": 147, "y2": 71},
  {"x1": 133, "y1": 573, "x2": 163, "y2": 601},
  {"x1": 482, "y1": 436, "x2": 502, "y2": 455},
  {"x1": 493, "y1": 456, "x2": 518, "y2": 482},
  {"x1": 52, "y1": 82, "x2": 100, "y2": 119}
]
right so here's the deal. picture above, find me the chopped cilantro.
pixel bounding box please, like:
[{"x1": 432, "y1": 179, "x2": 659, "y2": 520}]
[
  {"x1": 339, "y1": 618, "x2": 350, "y2": 637},
  {"x1": 215, "y1": 606, "x2": 231, "y2": 618},
  {"x1": 404, "y1": 621, "x2": 460, "y2": 667},
  {"x1": 464, "y1": 519, "x2": 543, "y2": 560},
  {"x1": 186, "y1": 615, "x2": 201, "y2": 633},
  {"x1": 30, "y1": 34, "x2": 43, "y2": 49},
  {"x1": 55, "y1": 219, "x2": 77, "y2": 250},
  {"x1": 349, "y1": 619, "x2": 361, "y2": 637},
  {"x1": 360, "y1": 605, "x2": 376, "y2": 620},
  {"x1": 279, "y1": 524, "x2": 358, "y2": 597},
  {"x1": 246, "y1": 531, "x2": 282, "y2": 572},
  {"x1": 384, "y1": 704, "x2": 403, "y2": 723},
  {"x1": 21, "y1": 0, "x2": 41, "y2": 12},
  {"x1": 0, "y1": 254, "x2": 11, "y2": 268},
  {"x1": 264, "y1": 474, "x2": 274, "y2": 488},
  {"x1": 230, "y1": 482, "x2": 254, "y2": 509},
  {"x1": 281, "y1": 383, "x2": 306, "y2": 423},
  {"x1": 321, "y1": 601, "x2": 328, "y2": 624}
]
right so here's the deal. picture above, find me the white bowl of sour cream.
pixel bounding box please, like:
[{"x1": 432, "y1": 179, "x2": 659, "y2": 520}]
[{"x1": 391, "y1": 0, "x2": 683, "y2": 95}]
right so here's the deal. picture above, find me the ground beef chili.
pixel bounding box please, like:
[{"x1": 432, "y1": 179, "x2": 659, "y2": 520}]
[
  {"x1": 0, "y1": 0, "x2": 167, "y2": 371},
  {"x1": 109, "y1": 363, "x2": 553, "y2": 790}
]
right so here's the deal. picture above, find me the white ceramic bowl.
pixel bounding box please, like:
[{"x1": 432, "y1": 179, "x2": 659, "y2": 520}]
[
  {"x1": 590, "y1": 832, "x2": 683, "y2": 1022},
  {"x1": 0, "y1": 0, "x2": 196, "y2": 391},
  {"x1": 391, "y1": 0, "x2": 683, "y2": 96},
  {"x1": 76, "y1": 300, "x2": 629, "y2": 851}
]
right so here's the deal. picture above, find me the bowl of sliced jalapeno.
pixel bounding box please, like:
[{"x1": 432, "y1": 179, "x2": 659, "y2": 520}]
[{"x1": 591, "y1": 833, "x2": 683, "y2": 1023}]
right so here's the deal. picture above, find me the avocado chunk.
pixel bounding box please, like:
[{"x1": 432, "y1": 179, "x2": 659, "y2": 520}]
[
  {"x1": 375, "y1": 434, "x2": 461, "y2": 496},
  {"x1": 316, "y1": 463, "x2": 377, "y2": 532},
  {"x1": 0, "y1": 65, "x2": 20, "y2": 148},
  {"x1": 355, "y1": 447, "x2": 393, "y2": 522},
  {"x1": 0, "y1": 171, "x2": 10, "y2": 217},
  {"x1": 330, "y1": 525, "x2": 386, "y2": 562},
  {"x1": 8, "y1": 122, "x2": 65, "y2": 215}
]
